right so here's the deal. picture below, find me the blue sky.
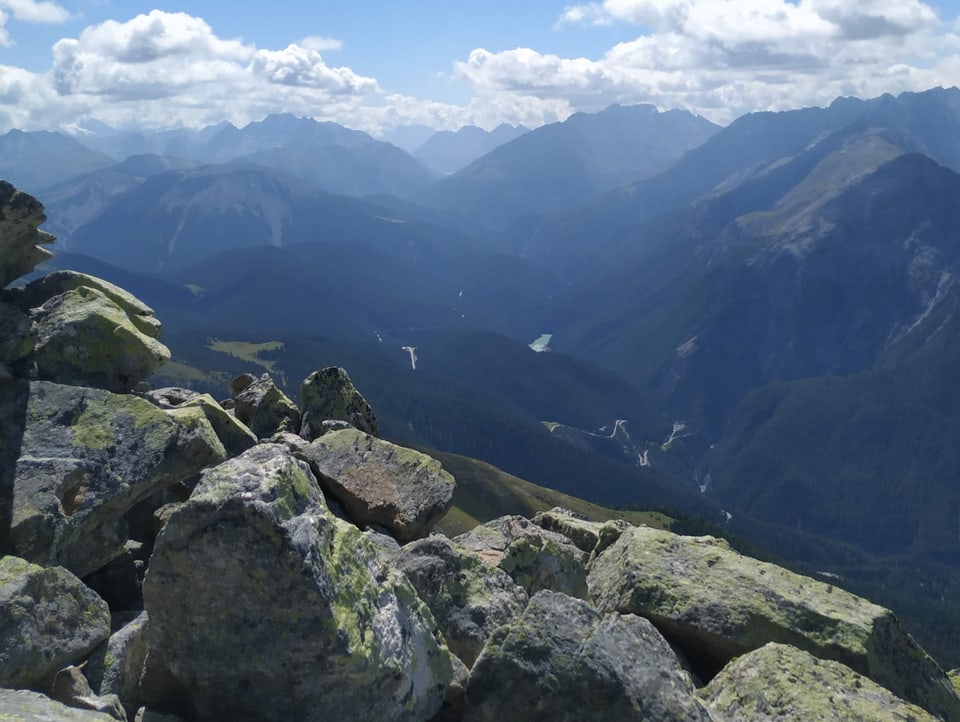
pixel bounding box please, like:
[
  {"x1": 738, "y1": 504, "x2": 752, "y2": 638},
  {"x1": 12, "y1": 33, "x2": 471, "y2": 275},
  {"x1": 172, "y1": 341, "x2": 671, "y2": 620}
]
[{"x1": 1, "y1": 0, "x2": 960, "y2": 134}]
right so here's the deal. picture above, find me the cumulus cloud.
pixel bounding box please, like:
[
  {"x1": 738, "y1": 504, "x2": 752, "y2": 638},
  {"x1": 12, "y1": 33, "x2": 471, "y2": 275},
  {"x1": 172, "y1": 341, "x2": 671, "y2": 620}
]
[
  {"x1": 0, "y1": 0, "x2": 68, "y2": 24},
  {"x1": 299, "y1": 35, "x2": 343, "y2": 53}
]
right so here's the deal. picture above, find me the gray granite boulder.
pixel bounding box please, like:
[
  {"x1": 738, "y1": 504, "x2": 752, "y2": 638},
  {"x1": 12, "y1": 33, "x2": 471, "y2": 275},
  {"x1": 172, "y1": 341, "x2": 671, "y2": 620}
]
[
  {"x1": 0, "y1": 181, "x2": 55, "y2": 289},
  {"x1": 51, "y1": 666, "x2": 126, "y2": 721},
  {"x1": 700, "y1": 642, "x2": 937, "y2": 721},
  {"x1": 0, "y1": 555, "x2": 110, "y2": 689},
  {"x1": 300, "y1": 428, "x2": 456, "y2": 542},
  {"x1": 142, "y1": 443, "x2": 454, "y2": 722},
  {"x1": 299, "y1": 366, "x2": 378, "y2": 440},
  {"x1": 588, "y1": 526, "x2": 960, "y2": 720},
  {"x1": 233, "y1": 372, "x2": 300, "y2": 439},
  {"x1": 464, "y1": 590, "x2": 713, "y2": 722},
  {"x1": 86, "y1": 612, "x2": 149, "y2": 720},
  {"x1": 10, "y1": 381, "x2": 227, "y2": 577},
  {"x1": 533, "y1": 506, "x2": 630, "y2": 557},
  {"x1": 395, "y1": 534, "x2": 529, "y2": 667},
  {"x1": 0, "y1": 300, "x2": 36, "y2": 367},
  {"x1": 455, "y1": 515, "x2": 588, "y2": 598},
  {"x1": 0, "y1": 689, "x2": 120, "y2": 722},
  {"x1": 143, "y1": 388, "x2": 256, "y2": 458}
]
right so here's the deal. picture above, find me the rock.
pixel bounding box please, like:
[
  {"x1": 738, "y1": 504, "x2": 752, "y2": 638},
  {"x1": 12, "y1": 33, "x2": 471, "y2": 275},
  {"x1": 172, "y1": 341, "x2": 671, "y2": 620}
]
[
  {"x1": 11, "y1": 271, "x2": 163, "y2": 340},
  {"x1": 0, "y1": 300, "x2": 36, "y2": 367},
  {"x1": 143, "y1": 389, "x2": 257, "y2": 458},
  {"x1": 142, "y1": 443, "x2": 454, "y2": 722},
  {"x1": 532, "y1": 506, "x2": 630, "y2": 557},
  {"x1": 134, "y1": 710, "x2": 185, "y2": 722},
  {"x1": 700, "y1": 642, "x2": 938, "y2": 721},
  {"x1": 395, "y1": 534, "x2": 529, "y2": 667},
  {"x1": 230, "y1": 372, "x2": 256, "y2": 394},
  {"x1": 51, "y1": 666, "x2": 127, "y2": 721},
  {"x1": 232, "y1": 372, "x2": 300, "y2": 438},
  {"x1": 455, "y1": 515, "x2": 588, "y2": 598},
  {"x1": 588, "y1": 526, "x2": 960, "y2": 721},
  {"x1": 10, "y1": 381, "x2": 227, "y2": 577},
  {"x1": 0, "y1": 555, "x2": 110, "y2": 689},
  {"x1": 29, "y1": 286, "x2": 170, "y2": 393},
  {"x1": 86, "y1": 612, "x2": 149, "y2": 720},
  {"x1": 300, "y1": 428, "x2": 456, "y2": 542},
  {"x1": 431, "y1": 654, "x2": 469, "y2": 722},
  {"x1": 299, "y1": 366, "x2": 379, "y2": 440},
  {"x1": 0, "y1": 181, "x2": 55, "y2": 289},
  {"x1": 464, "y1": 590, "x2": 713, "y2": 722},
  {"x1": 0, "y1": 689, "x2": 120, "y2": 721}
]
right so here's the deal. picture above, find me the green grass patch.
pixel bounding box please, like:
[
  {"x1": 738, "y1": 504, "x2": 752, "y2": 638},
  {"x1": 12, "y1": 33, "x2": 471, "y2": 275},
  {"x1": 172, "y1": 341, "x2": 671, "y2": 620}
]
[{"x1": 208, "y1": 339, "x2": 285, "y2": 373}]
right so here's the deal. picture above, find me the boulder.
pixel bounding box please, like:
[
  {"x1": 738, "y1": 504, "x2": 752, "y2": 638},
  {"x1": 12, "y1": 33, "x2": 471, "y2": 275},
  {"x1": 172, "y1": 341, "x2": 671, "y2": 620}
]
[
  {"x1": 86, "y1": 612, "x2": 149, "y2": 720},
  {"x1": 0, "y1": 181, "x2": 55, "y2": 289},
  {"x1": 532, "y1": 506, "x2": 630, "y2": 557},
  {"x1": 588, "y1": 526, "x2": 960, "y2": 720},
  {"x1": 143, "y1": 389, "x2": 257, "y2": 458},
  {"x1": 700, "y1": 642, "x2": 938, "y2": 721},
  {"x1": 232, "y1": 372, "x2": 300, "y2": 438},
  {"x1": 51, "y1": 666, "x2": 127, "y2": 721},
  {"x1": 142, "y1": 443, "x2": 455, "y2": 722},
  {"x1": 29, "y1": 286, "x2": 170, "y2": 393},
  {"x1": 455, "y1": 515, "x2": 588, "y2": 598},
  {"x1": 395, "y1": 534, "x2": 529, "y2": 667},
  {"x1": 299, "y1": 366, "x2": 378, "y2": 440},
  {"x1": 300, "y1": 428, "x2": 456, "y2": 542},
  {"x1": 11, "y1": 271, "x2": 163, "y2": 340},
  {"x1": 10, "y1": 381, "x2": 227, "y2": 577},
  {"x1": 0, "y1": 555, "x2": 110, "y2": 689},
  {"x1": 464, "y1": 590, "x2": 713, "y2": 722},
  {"x1": 0, "y1": 300, "x2": 36, "y2": 367},
  {"x1": 0, "y1": 689, "x2": 120, "y2": 721}
]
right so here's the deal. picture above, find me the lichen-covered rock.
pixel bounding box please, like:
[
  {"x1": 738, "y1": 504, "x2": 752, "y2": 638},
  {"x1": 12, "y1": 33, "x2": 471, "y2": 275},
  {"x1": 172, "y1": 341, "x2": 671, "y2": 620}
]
[
  {"x1": 0, "y1": 181, "x2": 55, "y2": 289},
  {"x1": 143, "y1": 388, "x2": 257, "y2": 458},
  {"x1": 10, "y1": 381, "x2": 227, "y2": 577},
  {"x1": 700, "y1": 642, "x2": 937, "y2": 721},
  {"x1": 86, "y1": 612, "x2": 149, "y2": 720},
  {"x1": 301, "y1": 428, "x2": 456, "y2": 542},
  {"x1": 51, "y1": 666, "x2": 127, "y2": 721},
  {"x1": 300, "y1": 366, "x2": 378, "y2": 440},
  {"x1": 12, "y1": 271, "x2": 163, "y2": 340},
  {"x1": 29, "y1": 286, "x2": 170, "y2": 393},
  {"x1": 464, "y1": 590, "x2": 713, "y2": 722},
  {"x1": 455, "y1": 515, "x2": 588, "y2": 598},
  {"x1": 233, "y1": 372, "x2": 300, "y2": 438},
  {"x1": 0, "y1": 555, "x2": 110, "y2": 689},
  {"x1": 0, "y1": 689, "x2": 120, "y2": 721},
  {"x1": 0, "y1": 300, "x2": 36, "y2": 366},
  {"x1": 432, "y1": 654, "x2": 470, "y2": 722},
  {"x1": 588, "y1": 526, "x2": 960, "y2": 720},
  {"x1": 532, "y1": 506, "x2": 630, "y2": 557},
  {"x1": 395, "y1": 534, "x2": 529, "y2": 667},
  {"x1": 142, "y1": 444, "x2": 454, "y2": 722}
]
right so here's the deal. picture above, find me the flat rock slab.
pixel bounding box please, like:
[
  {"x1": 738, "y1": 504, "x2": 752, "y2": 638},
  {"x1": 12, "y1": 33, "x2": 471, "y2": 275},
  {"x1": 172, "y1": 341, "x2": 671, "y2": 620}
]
[
  {"x1": 464, "y1": 590, "x2": 713, "y2": 722},
  {"x1": 700, "y1": 642, "x2": 938, "y2": 721},
  {"x1": 0, "y1": 689, "x2": 120, "y2": 722},
  {"x1": 302, "y1": 428, "x2": 455, "y2": 542},
  {"x1": 0, "y1": 555, "x2": 110, "y2": 689},
  {"x1": 143, "y1": 443, "x2": 454, "y2": 722},
  {"x1": 588, "y1": 526, "x2": 960, "y2": 720},
  {"x1": 300, "y1": 366, "x2": 378, "y2": 440}
]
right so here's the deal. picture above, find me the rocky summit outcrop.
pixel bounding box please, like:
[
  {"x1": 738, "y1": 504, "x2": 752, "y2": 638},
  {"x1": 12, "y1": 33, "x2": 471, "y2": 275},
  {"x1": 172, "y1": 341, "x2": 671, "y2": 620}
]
[
  {"x1": 300, "y1": 366, "x2": 379, "y2": 440},
  {"x1": 533, "y1": 506, "x2": 629, "y2": 558},
  {"x1": 0, "y1": 181, "x2": 54, "y2": 289},
  {"x1": 588, "y1": 525, "x2": 960, "y2": 720},
  {"x1": 142, "y1": 443, "x2": 454, "y2": 722},
  {"x1": 232, "y1": 372, "x2": 300, "y2": 439},
  {"x1": 464, "y1": 590, "x2": 714, "y2": 722}
]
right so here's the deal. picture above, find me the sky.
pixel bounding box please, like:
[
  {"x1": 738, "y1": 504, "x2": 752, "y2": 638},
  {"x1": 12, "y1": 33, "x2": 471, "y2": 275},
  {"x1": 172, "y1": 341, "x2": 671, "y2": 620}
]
[{"x1": 1, "y1": 0, "x2": 960, "y2": 136}]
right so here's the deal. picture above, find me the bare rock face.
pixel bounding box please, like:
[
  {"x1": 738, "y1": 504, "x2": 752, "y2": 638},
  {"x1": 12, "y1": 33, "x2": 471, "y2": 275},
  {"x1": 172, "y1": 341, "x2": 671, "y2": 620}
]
[
  {"x1": 0, "y1": 555, "x2": 110, "y2": 689},
  {"x1": 142, "y1": 443, "x2": 455, "y2": 722},
  {"x1": 464, "y1": 590, "x2": 713, "y2": 722},
  {"x1": 232, "y1": 372, "x2": 300, "y2": 439},
  {"x1": 298, "y1": 428, "x2": 456, "y2": 542},
  {"x1": 0, "y1": 689, "x2": 120, "y2": 722},
  {"x1": 299, "y1": 366, "x2": 379, "y2": 440},
  {"x1": 0, "y1": 181, "x2": 55, "y2": 289},
  {"x1": 10, "y1": 381, "x2": 227, "y2": 577}
]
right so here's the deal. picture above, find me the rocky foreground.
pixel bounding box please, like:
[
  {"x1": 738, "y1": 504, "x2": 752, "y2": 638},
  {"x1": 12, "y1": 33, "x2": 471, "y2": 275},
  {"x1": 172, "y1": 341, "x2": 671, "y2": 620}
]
[{"x1": 1, "y1": 181, "x2": 959, "y2": 720}]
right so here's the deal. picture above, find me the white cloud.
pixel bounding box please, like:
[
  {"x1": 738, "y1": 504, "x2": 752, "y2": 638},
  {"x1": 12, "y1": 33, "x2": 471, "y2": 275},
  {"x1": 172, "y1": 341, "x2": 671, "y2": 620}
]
[
  {"x1": 299, "y1": 35, "x2": 343, "y2": 53},
  {"x1": 0, "y1": 0, "x2": 68, "y2": 24}
]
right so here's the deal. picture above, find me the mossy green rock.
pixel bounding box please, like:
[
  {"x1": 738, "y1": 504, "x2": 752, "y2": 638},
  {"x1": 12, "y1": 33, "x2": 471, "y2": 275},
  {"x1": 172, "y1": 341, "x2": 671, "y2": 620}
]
[
  {"x1": 303, "y1": 428, "x2": 456, "y2": 542},
  {"x1": 299, "y1": 366, "x2": 379, "y2": 440},
  {"x1": 233, "y1": 372, "x2": 300, "y2": 439},
  {"x1": 11, "y1": 381, "x2": 227, "y2": 577},
  {"x1": 0, "y1": 555, "x2": 110, "y2": 689},
  {"x1": 0, "y1": 181, "x2": 54, "y2": 289},
  {"x1": 588, "y1": 526, "x2": 960, "y2": 720},
  {"x1": 700, "y1": 642, "x2": 938, "y2": 721},
  {"x1": 395, "y1": 534, "x2": 528, "y2": 667},
  {"x1": 464, "y1": 590, "x2": 713, "y2": 722},
  {"x1": 533, "y1": 506, "x2": 630, "y2": 557},
  {"x1": 143, "y1": 444, "x2": 454, "y2": 722},
  {"x1": 30, "y1": 286, "x2": 170, "y2": 393},
  {"x1": 455, "y1": 515, "x2": 588, "y2": 598},
  {"x1": 144, "y1": 388, "x2": 257, "y2": 458},
  {"x1": 0, "y1": 689, "x2": 120, "y2": 721}
]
